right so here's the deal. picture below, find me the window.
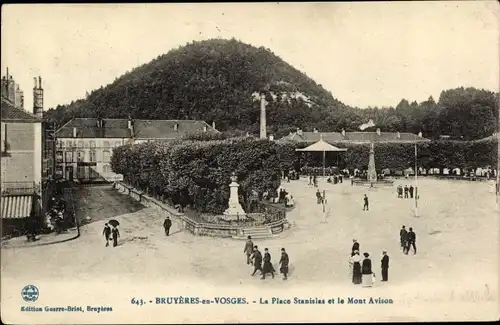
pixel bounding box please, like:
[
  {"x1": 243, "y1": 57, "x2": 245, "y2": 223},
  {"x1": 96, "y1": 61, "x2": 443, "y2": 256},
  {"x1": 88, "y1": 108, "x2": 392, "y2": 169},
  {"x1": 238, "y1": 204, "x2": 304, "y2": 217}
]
[
  {"x1": 66, "y1": 141, "x2": 73, "y2": 148},
  {"x1": 78, "y1": 141, "x2": 84, "y2": 149},
  {"x1": 103, "y1": 164, "x2": 111, "y2": 173},
  {"x1": 89, "y1": 151, "x2": 96, "y2": 162},
  {"x1": 103, "y1": 141, "x2": 110, "y2": 148},
  {"x1": 90, "y1": 140, "x2": 96, "y2": 149},
  {"x1": 77, "y1": 166, "x2": 85, "y2": 179},
  {"x1": 115, "y1": 141, "x2": 121, "y2": 147},
  {"x1": 56, "y1": 151, "x2": 64, "y2": 163},
  {"x1": 103, "y1": 150, "x2": 110, "y2": 162},
  {"x1": 65, "y1": 151, "x2": 73, "y2": 163},
  {"x1": 58, "y1": 141, "x2": 64, "y2": 149},
  {"x1": 77, "y1": 151, "x2": 85, "y2": 161}
]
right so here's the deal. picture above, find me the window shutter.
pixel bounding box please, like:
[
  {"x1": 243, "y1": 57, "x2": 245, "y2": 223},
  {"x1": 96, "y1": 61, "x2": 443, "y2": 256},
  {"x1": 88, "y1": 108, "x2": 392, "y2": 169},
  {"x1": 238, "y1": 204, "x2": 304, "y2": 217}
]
[{"x1": 0, "y1": 123, "x2": 5, "y2": 152}]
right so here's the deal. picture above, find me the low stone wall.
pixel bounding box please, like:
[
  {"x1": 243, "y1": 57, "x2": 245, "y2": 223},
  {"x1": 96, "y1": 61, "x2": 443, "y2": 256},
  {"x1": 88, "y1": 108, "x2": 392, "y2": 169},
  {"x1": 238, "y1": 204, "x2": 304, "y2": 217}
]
[{"x1": 113, "y1": 182, "x2": 288, "y2": 238}]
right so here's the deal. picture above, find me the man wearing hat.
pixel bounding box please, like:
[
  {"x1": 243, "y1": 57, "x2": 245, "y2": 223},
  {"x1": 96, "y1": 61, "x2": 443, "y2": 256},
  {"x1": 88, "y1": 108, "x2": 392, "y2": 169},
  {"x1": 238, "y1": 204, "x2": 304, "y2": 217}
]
[
  {"x1": 381, "y1": 250, "x2": 389, "y2": 282},
  {"x1": 244, "y1": 236, "x2": 254, "y2": 265},
  {"x1": 279, "y1": 248, "x2": 289, "y2": 280}
]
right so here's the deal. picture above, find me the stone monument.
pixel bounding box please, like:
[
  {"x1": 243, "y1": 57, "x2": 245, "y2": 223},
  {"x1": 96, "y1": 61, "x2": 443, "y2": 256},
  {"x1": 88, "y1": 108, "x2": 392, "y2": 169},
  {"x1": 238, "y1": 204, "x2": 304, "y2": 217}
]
[
  {"x1": 367, "y1": 142, "x2": 377, "y2": 184},
  {"x1": 223, "y1": 172, "x2": 247, "y2": 220}
]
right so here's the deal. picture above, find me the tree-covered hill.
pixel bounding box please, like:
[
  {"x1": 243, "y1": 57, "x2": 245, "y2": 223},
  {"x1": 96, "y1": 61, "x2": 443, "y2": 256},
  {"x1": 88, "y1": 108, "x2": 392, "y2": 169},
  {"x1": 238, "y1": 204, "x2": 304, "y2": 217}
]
[
  {"x1": 45, "y1": 38, "x2": 498, "y2": 140},
  {"x1": 46, "y1": 38, "x2": 352, "y2": 137}
]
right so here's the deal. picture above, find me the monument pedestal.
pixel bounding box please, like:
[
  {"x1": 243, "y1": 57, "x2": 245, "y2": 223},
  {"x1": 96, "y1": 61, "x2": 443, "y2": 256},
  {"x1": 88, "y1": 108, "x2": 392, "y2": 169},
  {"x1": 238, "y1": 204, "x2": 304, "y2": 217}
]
[{"x1": 222, "y1": 173, "x2": 247, "y2": 221}]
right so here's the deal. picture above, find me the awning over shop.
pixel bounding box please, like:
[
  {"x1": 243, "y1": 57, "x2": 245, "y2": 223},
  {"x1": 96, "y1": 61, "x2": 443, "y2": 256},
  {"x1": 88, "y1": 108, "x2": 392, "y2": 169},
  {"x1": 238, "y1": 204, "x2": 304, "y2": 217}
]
[{"x1": 0, "y1": 195, "x2": 33, "y2": 219}]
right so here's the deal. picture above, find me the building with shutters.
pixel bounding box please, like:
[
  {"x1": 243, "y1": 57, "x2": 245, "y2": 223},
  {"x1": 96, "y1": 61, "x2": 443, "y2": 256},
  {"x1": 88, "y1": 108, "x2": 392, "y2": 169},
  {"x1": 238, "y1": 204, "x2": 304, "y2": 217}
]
[
  {"x1": 54, "y1": 117, "x2": 218, "y2": 183},
  {"x1": 1, "y1": 99, "x2": 43, "y2": 230},
  {"x1": 0, "y1": 69, "x2": 45, "y2": 232}
]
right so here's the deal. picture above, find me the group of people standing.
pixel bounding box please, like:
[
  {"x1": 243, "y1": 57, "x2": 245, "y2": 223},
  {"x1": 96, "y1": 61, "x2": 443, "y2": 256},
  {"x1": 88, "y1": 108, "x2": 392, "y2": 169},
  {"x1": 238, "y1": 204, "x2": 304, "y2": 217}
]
[
  {"x1": 102, "y1": 222, "x2": 120, "y2": 247},
  {"x1": 348, "y1": 239, "x2": 390, "y2": 287},
  {"x1": 45, "y1": 196, "x2": 68, "y2": 234},
  {"x1": 244, "y1": 236, "x2": 290, "y2": 280},
  {"x1": 399, "y1": 226, "x2": 417, "y2": 255},
  {"x1": 397, "y1": 184, "x2": 416, "y2": 199},
  {"x1": 326, "y1": 174, "x2": 343, "y2": 184}
]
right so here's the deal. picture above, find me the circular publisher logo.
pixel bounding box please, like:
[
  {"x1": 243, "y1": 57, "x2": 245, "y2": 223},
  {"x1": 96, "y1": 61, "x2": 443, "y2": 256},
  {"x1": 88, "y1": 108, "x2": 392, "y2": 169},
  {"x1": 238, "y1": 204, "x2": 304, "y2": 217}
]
[{"x1": 21, "y1": 285, "x2": 39, "y2": 302}]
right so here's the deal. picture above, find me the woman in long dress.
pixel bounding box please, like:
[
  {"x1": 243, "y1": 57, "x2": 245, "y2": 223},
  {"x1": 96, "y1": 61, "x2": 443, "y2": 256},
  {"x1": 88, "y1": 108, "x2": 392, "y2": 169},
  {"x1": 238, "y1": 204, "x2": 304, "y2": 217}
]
[
  {"x1": 348, "y1": 252, "x2": 354, "y2": 279},
  {"x1": 361, "y1": 252, "x2": 373, "y2": 287},
  {"x1": 351, "y1": 251, "x2": 362, "y2": 284}
]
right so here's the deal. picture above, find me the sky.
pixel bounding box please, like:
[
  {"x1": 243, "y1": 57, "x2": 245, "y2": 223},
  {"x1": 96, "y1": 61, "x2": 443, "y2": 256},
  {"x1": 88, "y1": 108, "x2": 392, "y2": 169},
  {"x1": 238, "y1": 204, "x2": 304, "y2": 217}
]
[{"x1": 1, "y1": 2, "x2": 499, "y2": 113}]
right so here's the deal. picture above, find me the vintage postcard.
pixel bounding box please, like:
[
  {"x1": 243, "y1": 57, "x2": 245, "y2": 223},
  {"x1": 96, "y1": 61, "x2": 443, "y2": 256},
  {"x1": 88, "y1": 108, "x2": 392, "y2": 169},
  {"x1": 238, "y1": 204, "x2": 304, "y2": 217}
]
[{"x1": 1, "y1": 2, "x2": 499, "y2": 324}]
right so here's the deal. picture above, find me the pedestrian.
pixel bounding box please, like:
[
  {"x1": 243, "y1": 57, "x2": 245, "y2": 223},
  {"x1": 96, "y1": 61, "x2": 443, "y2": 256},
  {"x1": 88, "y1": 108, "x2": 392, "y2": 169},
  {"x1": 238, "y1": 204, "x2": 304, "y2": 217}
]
[
  {"x1": 103, "y1": 223, "x2": 111, "y2": 247},
  {"x1": 351, "y1": 239, "x2": 360, "y2": 255},
  {"x1": 409, "y1": 185, "x2": 414, "y2": 199},
  {"x1": 279, "y1": 248, "x2": 289, "y2": 280},
  {"x1": 351, "y1": 251, "x2": 362, "y2": 284},
  {"x1": 111, "y1": 226, "x2": 120, "y2": 247},
  {"x1": 163, "y1": 216, "x2": 172, "y2": 236},
  {"x1": 404, "y1": 185, "x2": 409, "y2": 198},
  {"x1": 313, "y1": 175, "x2": 317, "y2": 187},
  {"x1": 363, "y1": 194, "x2": 369, "y2": 211},
  {"x1": 309, "y1": 175, "x2": 312, "y2": 185},
  {"x1": 251, "y1": 246, "x2": 263, "y2": 276},
  {"x1": 348, "y1": 251, "x2": 355, "y2": 280},
  {"x1": 400, "y1": 225, "x2": 408, "y2": 251},
  {"x1": 397, "y1": 185, "x2": 403, "y2": 198},
  {"x1": 381, "y1": 250, "x2": 389, "y2": 282},
  {"x1": 405, "y1": 227, "x2": 417, "y2": 255},
  {"x1": 261, "y1": 248, "x2": 275, "y2": 279},
  {"x1": 361, "y1": 252, "x2": 373, "y2": 287},
  {"x1": 316, "y1": 189, "x2": 323, "y2": 204},
  {"x1": 244, "y1": 236, "x2": 254, "y2": 265}
]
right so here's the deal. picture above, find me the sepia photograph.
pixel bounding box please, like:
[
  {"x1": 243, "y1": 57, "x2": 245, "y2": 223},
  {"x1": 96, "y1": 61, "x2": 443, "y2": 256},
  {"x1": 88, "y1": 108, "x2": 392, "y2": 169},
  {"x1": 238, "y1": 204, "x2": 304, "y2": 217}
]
[{"x1": 1, "y1": 2, "x2": 499, "y2": 323}]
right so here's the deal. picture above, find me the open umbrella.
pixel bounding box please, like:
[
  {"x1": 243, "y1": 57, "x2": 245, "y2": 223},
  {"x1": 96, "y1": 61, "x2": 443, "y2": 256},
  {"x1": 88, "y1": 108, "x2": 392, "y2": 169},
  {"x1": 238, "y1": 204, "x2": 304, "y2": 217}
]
[{"x1": 108, "y1": 219, "x2": 120, "y2": 227}]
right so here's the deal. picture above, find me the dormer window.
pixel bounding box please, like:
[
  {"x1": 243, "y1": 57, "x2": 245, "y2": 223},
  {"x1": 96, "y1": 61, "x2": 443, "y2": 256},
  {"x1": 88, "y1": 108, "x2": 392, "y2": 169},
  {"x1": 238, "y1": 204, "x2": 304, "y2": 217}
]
[{"x1": 174, "y1": 123, "x2": 179, "y2": 131}]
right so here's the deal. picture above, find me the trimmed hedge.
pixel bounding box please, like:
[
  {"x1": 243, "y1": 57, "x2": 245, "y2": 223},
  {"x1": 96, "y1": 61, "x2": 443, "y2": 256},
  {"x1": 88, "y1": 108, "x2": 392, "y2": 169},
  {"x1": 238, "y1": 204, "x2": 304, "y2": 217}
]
[
  {"x1": 111, "y1": 138, "x2": 286, "y2": 214},
  {"x1": 281, "y1": 139, "x2": 498, "y2": 171}
]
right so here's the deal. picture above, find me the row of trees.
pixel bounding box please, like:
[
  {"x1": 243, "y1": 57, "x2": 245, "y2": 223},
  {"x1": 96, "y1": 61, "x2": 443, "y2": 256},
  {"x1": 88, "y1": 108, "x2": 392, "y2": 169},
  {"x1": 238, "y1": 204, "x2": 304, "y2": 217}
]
[
  {"x1": 289, "y1": 139, "x2": 498, "y2": 171},
  {"x1": 43, "y1": 38, "x2": 498, "y2": 141},
  {"x1": 110, "y1": 138, "x2": 295, "y2": 214}
]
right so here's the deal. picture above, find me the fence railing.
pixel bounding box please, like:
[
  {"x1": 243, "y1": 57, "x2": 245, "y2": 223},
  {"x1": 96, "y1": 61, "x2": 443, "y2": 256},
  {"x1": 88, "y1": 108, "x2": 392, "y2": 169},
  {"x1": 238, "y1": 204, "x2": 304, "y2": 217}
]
[
  {"x1": 114, "y1": 181, "x2": 289, "y2": 238},
  {"x1": 1, "y1": 181, "x2": 38, "y2": 195}
]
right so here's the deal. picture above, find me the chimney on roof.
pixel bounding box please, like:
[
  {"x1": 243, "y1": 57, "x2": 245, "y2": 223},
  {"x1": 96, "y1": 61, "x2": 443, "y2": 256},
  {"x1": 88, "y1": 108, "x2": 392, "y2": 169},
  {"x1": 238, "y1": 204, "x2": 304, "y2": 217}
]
[
  {"x1": 33, "y1": 76, "x2": 44, "y2": 119},
  {"x1": 313, "y1": 128, "x2": 318, "y2": 133},
  {"x1": 397, "y1": 131, "x2": 401, "y2": 139},
  {"x1": 341, "y1": 129, "x2": 346, "y2": 137},
  {"x1": 73, "y1": 127, "x2": 77, "y2": 138},
  {"x1": 376, "y1": 128, "x2": 381, "y2": 136},
  {"x1": 269, "y1": 134, "x2": 274, "y2": 141},
  {"x1": 174, "y1": 122, "x2": 179, "y2": 131},
  {"x1": 418, "y1": 131, "x2": 423, "y2": 137},
  {"x1": 212, "y1": 121, "x2": 216, "y2": 130},
  {"x1": 203, "y1": 125, "x2": 207, "y2": 132},
  {"x1": 296, "y1": 128, "x2": 303, "y2": 136}
]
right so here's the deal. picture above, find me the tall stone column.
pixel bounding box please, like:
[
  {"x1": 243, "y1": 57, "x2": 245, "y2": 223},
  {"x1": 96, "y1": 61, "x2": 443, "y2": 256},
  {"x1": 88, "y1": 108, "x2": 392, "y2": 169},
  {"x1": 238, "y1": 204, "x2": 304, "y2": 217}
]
[
  {"x1": 223, "y1": 172, "x2": 247, "y2": 220},
  {"x1": 259, "y1": 93, "x2": 267, "y2": 139},
  {"x1": 367, "y1": 142, "x2": 377, "y2": 183}
]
